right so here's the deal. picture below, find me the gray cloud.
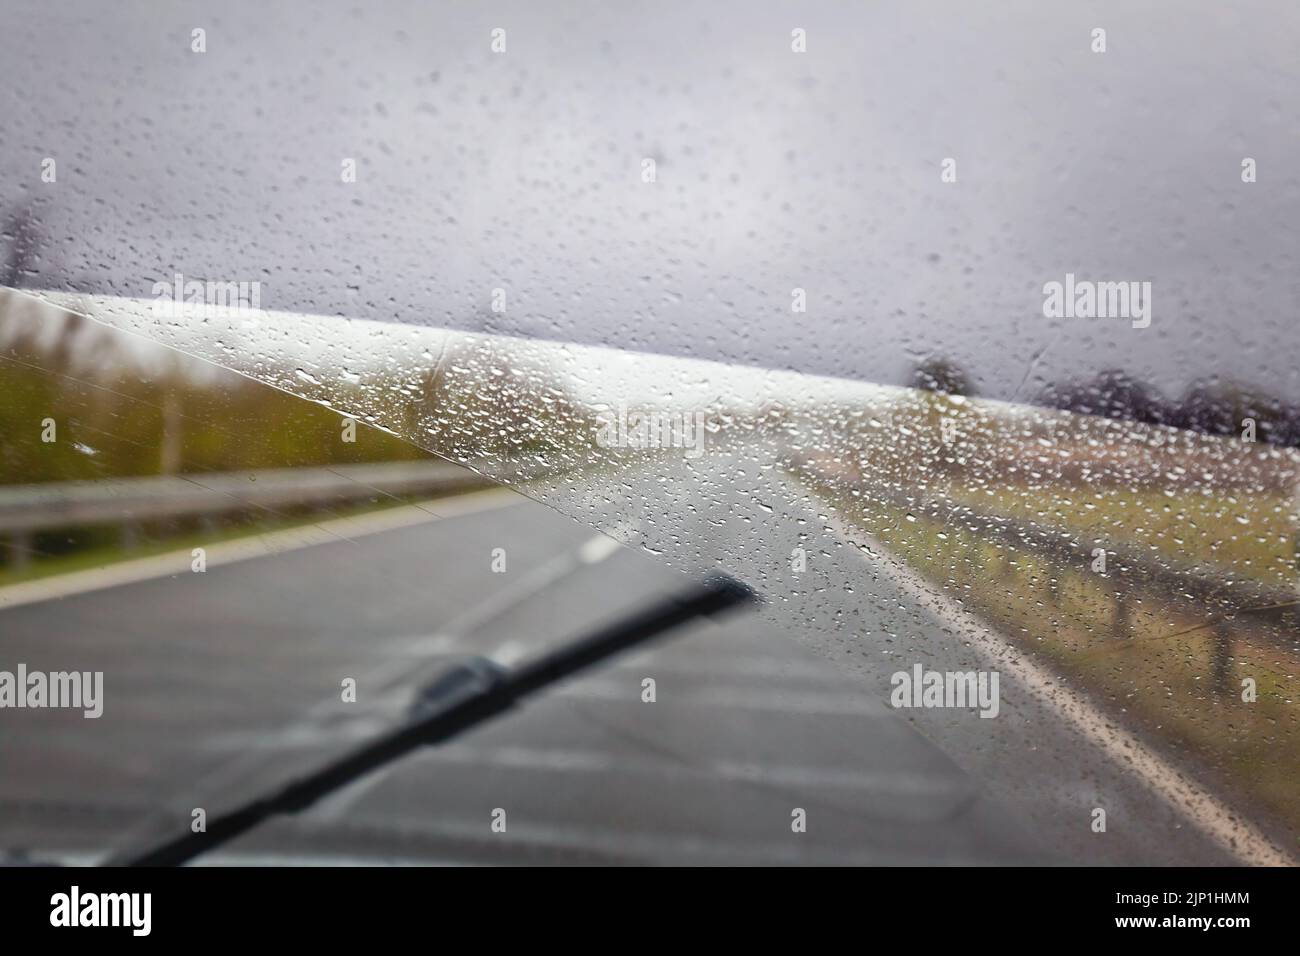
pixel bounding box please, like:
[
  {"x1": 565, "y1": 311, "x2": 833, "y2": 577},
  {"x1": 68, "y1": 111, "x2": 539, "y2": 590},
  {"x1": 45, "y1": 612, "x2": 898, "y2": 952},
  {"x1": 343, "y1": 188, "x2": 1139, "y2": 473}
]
[{"x1": 2, "y1": 0, "x2": 1297, "y2": 403}]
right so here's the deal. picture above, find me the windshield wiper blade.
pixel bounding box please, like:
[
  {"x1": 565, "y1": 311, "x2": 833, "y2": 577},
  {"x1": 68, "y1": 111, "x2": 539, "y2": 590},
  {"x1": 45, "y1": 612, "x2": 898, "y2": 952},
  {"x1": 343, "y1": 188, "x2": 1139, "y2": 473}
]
[{"x1": 114, "y1": 574, "x2": 755, "y2": 867}]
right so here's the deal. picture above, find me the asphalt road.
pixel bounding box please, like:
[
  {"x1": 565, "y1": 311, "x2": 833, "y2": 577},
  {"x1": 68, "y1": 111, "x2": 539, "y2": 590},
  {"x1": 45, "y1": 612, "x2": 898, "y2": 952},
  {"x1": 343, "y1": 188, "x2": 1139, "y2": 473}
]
[
  {"x1": 0, "y1": 481, "x2": 1051, "y2": 865},
  {"x1": 4, "y1": 444, "x2": 1277, "y2": 866}
]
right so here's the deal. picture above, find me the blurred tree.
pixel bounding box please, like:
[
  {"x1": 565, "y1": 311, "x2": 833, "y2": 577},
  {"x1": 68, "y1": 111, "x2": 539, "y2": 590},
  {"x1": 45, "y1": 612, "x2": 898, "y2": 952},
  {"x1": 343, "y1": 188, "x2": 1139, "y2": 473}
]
[
  {"x1": 1036, "y1": 369, "x2": 1300, "y2": 448},
  {"x1": 1, "y1": 204, "x2": 42, "y2": 288},
  {"x1": 911, "y1": 357, "x2": 976, "y2": 397},
  {"x1": 414, "y1": 336, "x2": 599, "y2": 473},
  {"x1": 1171, "y1": 379, "x2": 1300, "y2": 446},
  {"x1": 1037, "y1": 369, "x2": 1170, "y2": 426}
]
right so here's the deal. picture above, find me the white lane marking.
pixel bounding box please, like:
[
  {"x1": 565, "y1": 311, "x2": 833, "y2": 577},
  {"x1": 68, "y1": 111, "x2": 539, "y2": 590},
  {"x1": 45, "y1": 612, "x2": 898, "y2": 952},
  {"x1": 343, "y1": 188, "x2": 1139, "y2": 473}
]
[
  {"x1": 577, "y1": 517, "x2": 640, "y2": 562},
  {"x1": 432, "y1": 745, "x2": 957, "y2": 795},
  {"x1": 59, "y1": 816, "x2": 991, "y2": 865},
  {"x1": 201, "y1": 679, "x2": 890, "y2": 752},
  {"x1": 74, "y1": 808, "x2": 994, "y2": 864},
  {"x1": 286, "y1": 741, "x2": 965, "y2": 825},
  {"x1": 377, "y1": 641, "x2": 852, "y2": 683},
  {"x1": 0, "y1": 486, "x2": 524, "y2": 611},
  {"x1": 370, "y1": 523, "x2": 637, "y2": 686},
  {"x1": 829, "y1": 514, "x2": 1295, "y2": 867},
  {"x1": 311, "y1": 772, "x2": 403, "y2": 824},
  {"x1": 578, "y1": 533, "x2": 622, "y2": 564},
  {"x1": 309, "y1": 744, "x2": 959, "y2": 798},
  {"x1": 287, "y1": 812, "x2": 991, "y2": 866},
  {"x1": 554, "y1": 680, "x2": 889, "y2": 716},
  {"x1": 487, "y1": 640, "x2": 529, "y2": 667},
  {"x1": 445, "y1": 524, "x2": 637, "y2": 668},
  {"x1": 388, "y1": 634, "x2": 460, "y2": 656}
]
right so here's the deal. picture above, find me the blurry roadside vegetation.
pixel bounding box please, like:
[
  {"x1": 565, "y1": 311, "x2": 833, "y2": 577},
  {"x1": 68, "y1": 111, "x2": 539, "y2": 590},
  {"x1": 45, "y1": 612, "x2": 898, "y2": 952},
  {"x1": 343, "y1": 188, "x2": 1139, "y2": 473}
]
[
  {"x1": 889, "y1": 360, "x2": 1298, "y2": 587},
  {"x1": 0, "y1": 290, "x2": 592, "y2": 581},
  {"x1": 0, "y1": 293, "x2": 427, "y2": 485},
  {"x1": 789, "y1": 357, "x2": 1300, "y2": 841},
  {"x1": 0, "y1": 292, "x2": 429, "y2": 580},
  {"x1": 1, "y1": 289, "x2": 604, "y2": 485}
]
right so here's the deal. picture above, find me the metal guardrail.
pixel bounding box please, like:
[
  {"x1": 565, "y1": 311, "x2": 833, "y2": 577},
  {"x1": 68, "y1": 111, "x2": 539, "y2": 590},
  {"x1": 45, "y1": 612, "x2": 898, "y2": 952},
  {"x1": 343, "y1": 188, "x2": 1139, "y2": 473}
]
[
  {"x1": 0, "y1": 460, "x2": 494, "y2": 535},
  {"x1": 789, "y1": 452, "x2": 1296, "y2": 612},
  {"x1": 791, "y1": 453, "x2": 1299, "y2": 692},
  {"x1": 921, "y1": 494, "x2": 1296, "y2": 614}
]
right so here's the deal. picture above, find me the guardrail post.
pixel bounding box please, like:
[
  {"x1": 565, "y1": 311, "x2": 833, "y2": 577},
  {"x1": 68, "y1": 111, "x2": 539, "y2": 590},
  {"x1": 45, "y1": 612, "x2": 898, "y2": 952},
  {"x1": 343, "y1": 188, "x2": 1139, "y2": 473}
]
[
  {"x1": 5, "y1": 531, "x2": 32, "y2": 571},
  {"x1": 1111, "y1": 592, "x2": 1129, "y2": 640},
  {"x1": 1212, "y1": 622, "x2": 1233, "y2": 696}
]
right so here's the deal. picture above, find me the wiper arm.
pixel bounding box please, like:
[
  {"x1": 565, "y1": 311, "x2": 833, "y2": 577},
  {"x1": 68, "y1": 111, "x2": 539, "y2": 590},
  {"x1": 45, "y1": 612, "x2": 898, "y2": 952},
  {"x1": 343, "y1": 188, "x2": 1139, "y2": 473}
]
[{"x1": 114, "y1": 575, "x2": 755, "y2": 867}]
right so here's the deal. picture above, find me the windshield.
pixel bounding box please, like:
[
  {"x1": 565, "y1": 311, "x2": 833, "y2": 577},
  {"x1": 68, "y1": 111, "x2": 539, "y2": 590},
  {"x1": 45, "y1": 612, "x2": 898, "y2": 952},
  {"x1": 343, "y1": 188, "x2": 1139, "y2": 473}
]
[{"x1": 1, "y1": 0, "x2": 1298, "y2": 868}]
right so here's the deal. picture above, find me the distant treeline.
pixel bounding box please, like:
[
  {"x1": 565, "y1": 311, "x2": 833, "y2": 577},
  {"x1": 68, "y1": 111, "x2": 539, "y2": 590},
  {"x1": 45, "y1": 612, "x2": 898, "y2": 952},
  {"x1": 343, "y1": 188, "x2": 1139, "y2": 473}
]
[
  {"x1": 912, "y1": 358, "x2": 1300, "y2": 448},
  {"x1": 1037, "y1": 370, "x2": 1300, "y2": 447}
]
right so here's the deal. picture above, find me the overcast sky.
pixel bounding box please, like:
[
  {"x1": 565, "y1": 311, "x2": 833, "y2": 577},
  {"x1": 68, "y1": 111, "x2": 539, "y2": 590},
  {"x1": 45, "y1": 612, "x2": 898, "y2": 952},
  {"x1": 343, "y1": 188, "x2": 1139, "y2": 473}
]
[{"x1": 3, "y1": 0, "x2": 1298, "y2": 405}]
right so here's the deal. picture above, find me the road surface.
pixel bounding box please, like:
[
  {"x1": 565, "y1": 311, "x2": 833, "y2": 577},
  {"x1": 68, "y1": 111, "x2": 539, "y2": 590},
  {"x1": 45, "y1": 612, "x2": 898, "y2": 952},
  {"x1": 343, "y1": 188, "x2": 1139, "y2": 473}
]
[
  {"x1": 0, "y1": 481, "x2": 1054, "y2": 865},
  {"x1": 3, "y1": 451, "x2": 1267, "y2": 865}
]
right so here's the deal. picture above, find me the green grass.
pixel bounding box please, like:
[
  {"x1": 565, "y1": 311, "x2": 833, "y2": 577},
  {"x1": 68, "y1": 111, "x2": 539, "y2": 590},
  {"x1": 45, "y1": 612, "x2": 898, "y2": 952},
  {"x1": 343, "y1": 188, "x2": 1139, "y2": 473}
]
[{"x1": 939, "y1": 482, "x2": 1296, "y2": 588}]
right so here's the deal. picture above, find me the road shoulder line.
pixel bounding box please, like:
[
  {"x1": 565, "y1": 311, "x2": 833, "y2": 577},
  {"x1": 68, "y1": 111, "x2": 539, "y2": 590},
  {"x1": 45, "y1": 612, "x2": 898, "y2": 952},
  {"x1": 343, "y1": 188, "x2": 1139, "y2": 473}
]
[{"x1": 0, "y1": 486, "x2": 524, "y2": 612}]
